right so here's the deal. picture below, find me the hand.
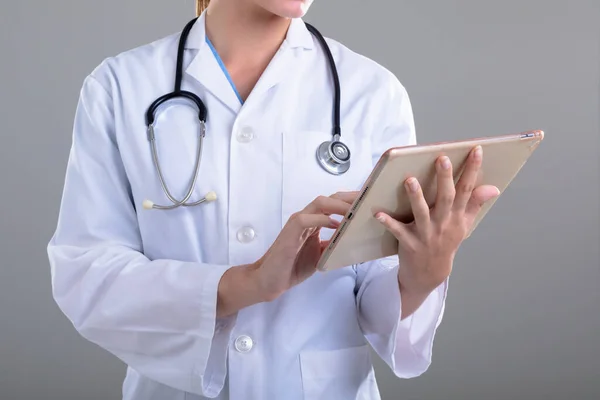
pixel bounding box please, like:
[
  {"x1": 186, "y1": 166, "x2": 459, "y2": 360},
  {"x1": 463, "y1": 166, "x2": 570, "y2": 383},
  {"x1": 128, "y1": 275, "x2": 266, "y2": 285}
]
[
  {"x1": 375, "y1": 145, "x2": 500, "y2": 299},
  {"x1": 251, "y1": 191, "x2": 359, "y2": 301},
  {"x1": 217, "y1": 191, "x2": 358, "y2": 317}
]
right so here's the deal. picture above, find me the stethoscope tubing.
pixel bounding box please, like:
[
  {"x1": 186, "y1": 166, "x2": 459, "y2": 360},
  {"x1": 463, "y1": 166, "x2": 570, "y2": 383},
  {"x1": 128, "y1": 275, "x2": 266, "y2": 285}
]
[
  {"x1": 143, "y1": 17, "x2": 350, "y2": 211},
  {"x1": 146, "y1": 122, "x2": 209, "y2": 210}
]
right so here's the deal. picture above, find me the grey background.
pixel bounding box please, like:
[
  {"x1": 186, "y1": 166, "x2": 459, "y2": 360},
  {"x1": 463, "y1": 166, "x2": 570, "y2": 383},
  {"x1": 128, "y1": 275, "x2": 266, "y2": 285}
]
[{"x1": 1, "y1": 1, "x2": 598, "y2": 399}]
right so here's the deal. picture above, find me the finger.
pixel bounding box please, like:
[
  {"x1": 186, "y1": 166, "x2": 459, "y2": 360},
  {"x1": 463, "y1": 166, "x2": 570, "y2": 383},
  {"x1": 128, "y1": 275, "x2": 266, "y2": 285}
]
[
  {"x1": 303, "y1": 195, "x2": 353, "y2": 216},
  {"x1": 288, "y1": 213, "x2": 341, "y2": 235},
  {"x1": 375, "y1": 212, "x2": 414, "y2": 245},
  {"x1": 320, "y1": 239, "x2": 332, "y2": 252},
  {"x1": 431, "y1": 155, "x2": 456, "y2": 223},
  {"x1": 453, "y1": 146, "x2": 483, "y2": 212},
  {"x1": 465, "y1": 185, "x2": 500, "y2": 217},
  {"x1": 404, "y1": 177, "x2": 431, "y2": 235},
  {"x1": 329, "y1": 190, "x2": 360, "y2": 205}
]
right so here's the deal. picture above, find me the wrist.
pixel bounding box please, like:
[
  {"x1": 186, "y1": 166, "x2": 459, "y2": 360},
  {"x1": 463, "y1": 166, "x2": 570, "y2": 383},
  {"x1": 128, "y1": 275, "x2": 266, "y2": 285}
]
[
  {"x1": 397, "y1": 265, "x2": 435, "y2": 298},
  {"x1": 245, "y1": 261, "x2": 284, "y2": 303},
  {"x1": 217, "y1": 262, "x2": 267, "y2": 318},
  {"x1": 397, "y1": 257, "x2": 452, "y2": 296},
  {"x1": 397, "y1": 266, "x2": 435, "y2": 320}
]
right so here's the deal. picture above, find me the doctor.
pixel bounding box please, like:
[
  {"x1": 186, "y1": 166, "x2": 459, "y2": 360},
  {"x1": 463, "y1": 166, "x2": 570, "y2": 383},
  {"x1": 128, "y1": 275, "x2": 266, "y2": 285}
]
[{"x1": 48, "y1": 0, "x2": 499, "y2": 399}]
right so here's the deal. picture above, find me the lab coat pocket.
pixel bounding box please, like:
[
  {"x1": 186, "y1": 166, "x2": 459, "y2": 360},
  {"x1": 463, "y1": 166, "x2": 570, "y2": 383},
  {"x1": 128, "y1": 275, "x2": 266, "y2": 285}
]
[
  {"x1": 281, "y1": 130, "x2": 372, "y2": 231},
  {"x1": 299, "y1": 344, "x2": 379, "y2": 400}
]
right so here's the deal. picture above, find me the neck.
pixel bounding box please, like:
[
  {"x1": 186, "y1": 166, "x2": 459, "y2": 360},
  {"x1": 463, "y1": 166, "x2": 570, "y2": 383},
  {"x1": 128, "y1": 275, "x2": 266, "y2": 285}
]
[{"x1": 204, "y1": 1, "x2": 291, "y2": 64}]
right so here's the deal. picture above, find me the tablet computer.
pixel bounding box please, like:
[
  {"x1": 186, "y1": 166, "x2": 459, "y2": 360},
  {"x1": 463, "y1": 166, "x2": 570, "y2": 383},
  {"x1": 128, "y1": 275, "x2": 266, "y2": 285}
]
[{"x1": 316, "y1": 129, "x2": 545, "y2": 272}]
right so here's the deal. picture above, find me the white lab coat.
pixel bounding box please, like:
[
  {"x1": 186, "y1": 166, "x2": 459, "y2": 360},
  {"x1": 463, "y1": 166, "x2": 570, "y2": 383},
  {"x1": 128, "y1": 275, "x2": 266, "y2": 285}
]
[{"x1": 48, "y1": 12, "x2": 448, "y2": 400}]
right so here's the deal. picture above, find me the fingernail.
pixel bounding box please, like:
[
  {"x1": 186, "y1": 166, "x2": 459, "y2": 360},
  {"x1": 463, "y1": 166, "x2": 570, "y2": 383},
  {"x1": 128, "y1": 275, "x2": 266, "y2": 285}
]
[
  {"x1": 406, "y1": 178, "x2": 419, "y2": 193},
  {"x1": 376, "y1": 213, "x2": 386, "y2": 222},
  {"x1": 474, "y1": 146, "x2": 482, "y2": 160},
  {"x1": 440, "y1": 156, "x2": 451, "y2": 170}
]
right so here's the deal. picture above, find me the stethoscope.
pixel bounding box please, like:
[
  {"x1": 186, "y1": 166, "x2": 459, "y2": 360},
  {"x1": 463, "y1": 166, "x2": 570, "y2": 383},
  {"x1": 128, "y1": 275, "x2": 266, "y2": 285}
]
[{"x1": 143, "y1": 17, "x2": 350, "y2": 211}]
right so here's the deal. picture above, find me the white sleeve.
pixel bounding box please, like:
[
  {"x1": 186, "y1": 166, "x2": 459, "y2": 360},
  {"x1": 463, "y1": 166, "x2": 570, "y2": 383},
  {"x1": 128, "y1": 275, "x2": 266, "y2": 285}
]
[
  {"x1": 356, "y1": 260, "x2": 447, "y2": 377},
  {"x1": 355, "y1": 73, "x2": 448, "y2": 378},
  {"x1": 47, "y1": 74, "x2": 232, "y2": 398}
]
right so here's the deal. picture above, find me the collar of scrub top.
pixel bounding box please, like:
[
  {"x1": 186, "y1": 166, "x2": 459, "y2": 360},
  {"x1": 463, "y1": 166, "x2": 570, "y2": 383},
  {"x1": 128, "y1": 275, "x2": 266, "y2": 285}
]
[{"x1": 181, "y1": 12, "x2": 316, "y2": 114}]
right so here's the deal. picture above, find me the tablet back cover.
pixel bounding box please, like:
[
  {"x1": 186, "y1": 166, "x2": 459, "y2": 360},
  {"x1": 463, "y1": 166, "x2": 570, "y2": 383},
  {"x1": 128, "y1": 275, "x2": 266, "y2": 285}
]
[{"x1": 317, "y1": 130, "x2": 544, "y2": 271}]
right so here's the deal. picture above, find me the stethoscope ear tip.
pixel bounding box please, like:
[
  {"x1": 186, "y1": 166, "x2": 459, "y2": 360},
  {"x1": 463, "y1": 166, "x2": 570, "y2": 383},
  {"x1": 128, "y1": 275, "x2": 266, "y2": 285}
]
[
  {"x1": 141, "y1": 192, "x2": 216, "y2": 211},
  {"x1": 205, "y1": 191, "x2": 217, "y2": 202},
  {"x1": 142, "y1": 199, "x2": 155, "y2": 210}
]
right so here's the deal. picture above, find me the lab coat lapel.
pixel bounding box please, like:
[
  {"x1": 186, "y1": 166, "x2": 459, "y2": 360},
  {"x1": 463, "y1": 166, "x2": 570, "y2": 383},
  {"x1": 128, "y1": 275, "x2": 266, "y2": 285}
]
[
  {"x1": 183, "y1": 14, "x2": 242, "y2": 114},
  {"x1": 245, "y1": 46, "x2": 293, "y2": 104},
  {"x1": 182, "y1": 15, "x2": 314, "y2": 112},
  {"x1": 246, "y1": 18, "x2": 315, "y2": 103}
]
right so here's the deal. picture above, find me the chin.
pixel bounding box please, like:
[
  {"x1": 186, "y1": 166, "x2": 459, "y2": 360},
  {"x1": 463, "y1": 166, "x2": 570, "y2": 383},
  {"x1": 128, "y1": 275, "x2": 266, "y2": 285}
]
[{"x1": 263, "y1": 0, "x2": 314, "y2": 18}]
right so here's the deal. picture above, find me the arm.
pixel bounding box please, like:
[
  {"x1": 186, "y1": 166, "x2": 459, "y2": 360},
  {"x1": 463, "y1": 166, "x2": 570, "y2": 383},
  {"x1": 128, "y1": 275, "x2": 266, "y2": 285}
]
[
  {"x1": 355, "y1": 74, "x2": 448, "y2": 377},
  {"x1": 355, "y1": 259, "x2": 447, "y2": 377},
  {"x1": 47, "y1": 73, "x2": 263, "y2": 397},
  {"x1": 217, "y1": 264, "x2": 265, "y2": 318}
]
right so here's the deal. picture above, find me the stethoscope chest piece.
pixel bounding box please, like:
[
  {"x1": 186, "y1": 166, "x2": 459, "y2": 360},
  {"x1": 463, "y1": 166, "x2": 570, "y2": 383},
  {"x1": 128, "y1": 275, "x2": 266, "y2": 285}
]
[{"x1": 316, "y1": 134, "x2": 351, "y2": 175}]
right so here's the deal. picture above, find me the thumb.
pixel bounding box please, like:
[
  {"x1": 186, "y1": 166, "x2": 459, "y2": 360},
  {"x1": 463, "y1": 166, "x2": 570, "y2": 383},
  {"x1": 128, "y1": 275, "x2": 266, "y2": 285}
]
[
  {"x1": 320, "y1": 239, "x2": 331, "y2": 253},
  {"x1": 465, "y1": 185, "x2": 500, "y2": 216}
]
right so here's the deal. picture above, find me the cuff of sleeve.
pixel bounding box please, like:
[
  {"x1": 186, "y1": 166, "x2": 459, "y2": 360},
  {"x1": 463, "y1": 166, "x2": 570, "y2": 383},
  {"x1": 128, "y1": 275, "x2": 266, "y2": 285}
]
[
  {"x1": 191, "y1": 264, "x2": 237, "y2": 398},
  {"x1": 356, "y1": 260, "x2": 448, "y2": 378},
  {"x1": 390, "y1": 273, "x2": 448, "y2": 377}
]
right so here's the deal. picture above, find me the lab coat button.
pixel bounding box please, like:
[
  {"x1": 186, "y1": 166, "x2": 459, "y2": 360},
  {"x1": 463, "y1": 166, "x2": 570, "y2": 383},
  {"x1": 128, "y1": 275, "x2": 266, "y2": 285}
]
[
  {"x1": 235, "y1": 335, "x2": 253, "y2": 353},
  {"x1": 237, "y1": 127, "x2": 255, "y2": 143},
  {"x1": 237, "y1": 227, "x2": 255, "y2": 243}
]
